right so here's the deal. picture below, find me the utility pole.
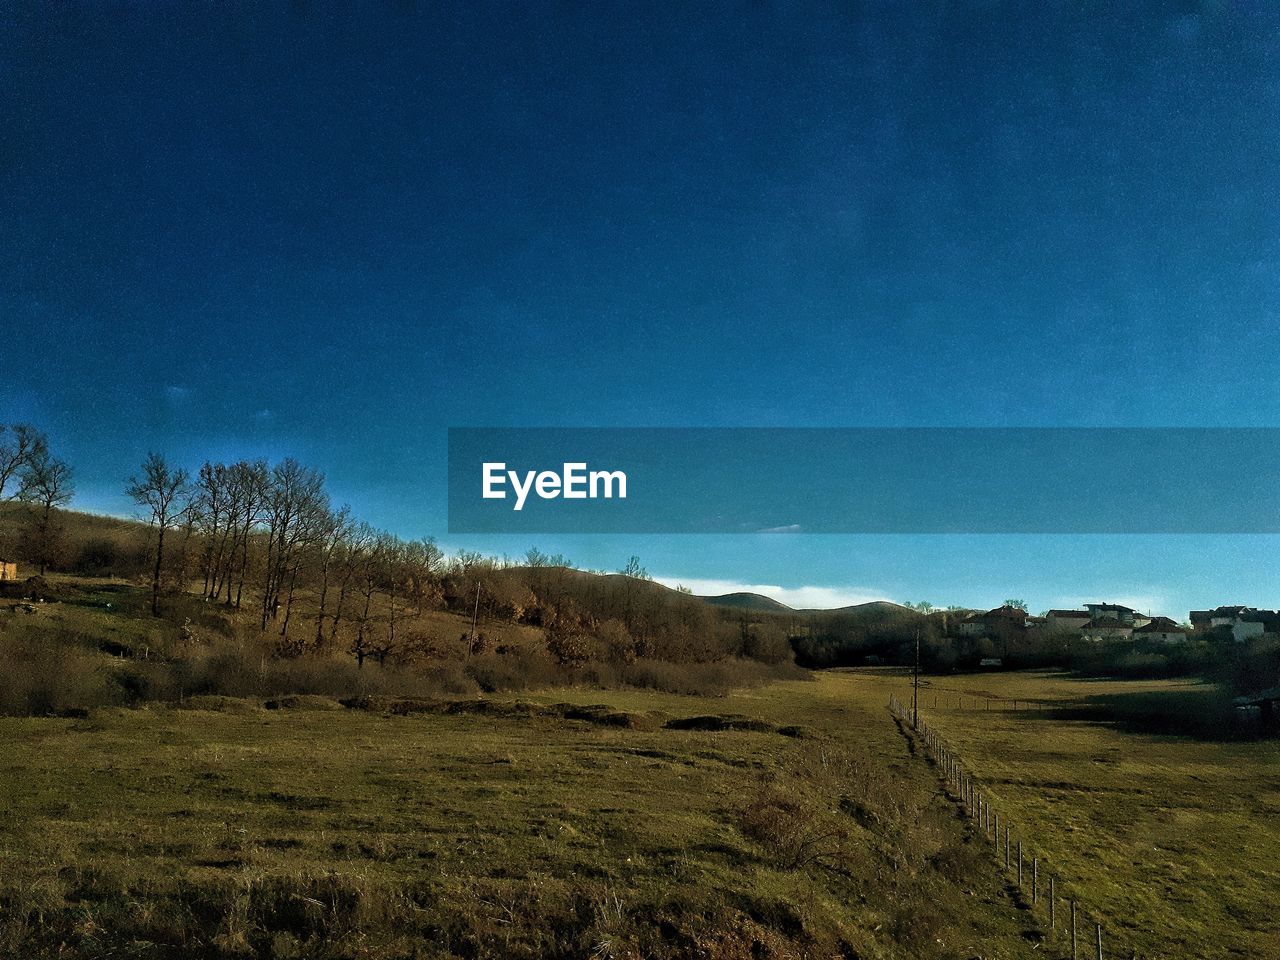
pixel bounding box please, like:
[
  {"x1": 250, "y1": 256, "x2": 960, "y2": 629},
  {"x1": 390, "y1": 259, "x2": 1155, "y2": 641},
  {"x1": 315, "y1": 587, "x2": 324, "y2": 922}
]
[
  {"x1": 470, "y1": 581, "x2": 481, "y2": 647},
  {"x1": 912, "y1": 628, "x2": 920, "y2": 727}
]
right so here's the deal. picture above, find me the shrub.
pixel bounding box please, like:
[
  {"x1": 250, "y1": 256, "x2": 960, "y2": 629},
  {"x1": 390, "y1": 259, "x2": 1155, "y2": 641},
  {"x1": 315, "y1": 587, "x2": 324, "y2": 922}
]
[
  {"x1": 546, "y1": 628, "x2": 592, "y2": 667},
  {"x1": 596, "y1": 619, "x2": 636, "y2": 664},
  {"x1": 739, "y1": 777, "x2": 858, "y2": 872},
  {"x1": 0, "y1": 635, "x2": 113, "y2": 715},
  {"x1": 466, "y1": 648, "x2": 556, "y2": 692}
]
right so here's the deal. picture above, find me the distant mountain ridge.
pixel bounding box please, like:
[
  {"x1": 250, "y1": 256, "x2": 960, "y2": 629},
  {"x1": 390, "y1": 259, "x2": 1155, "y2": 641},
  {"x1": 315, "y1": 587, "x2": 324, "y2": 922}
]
[
  {"x1": 698, "y1": 592, "x2": 793, "y2": 612},
  {"x1": 698, "y1": 593, "x2": 915, "y2": 616}
]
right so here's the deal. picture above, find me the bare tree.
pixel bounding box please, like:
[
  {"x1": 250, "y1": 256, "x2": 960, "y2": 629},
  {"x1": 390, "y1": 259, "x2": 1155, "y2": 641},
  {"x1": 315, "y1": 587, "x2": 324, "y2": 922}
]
[
  {"x1": 0, "y1": 424, "x2": 47, "y2": 501},
  {"x1": 19, "y1": 449, "x2": 74, "y2": 574},
  {"x1": 351, "y1": 528, "x2": 389, "y2": 667},
  {"x1": 192, "y1": 461, "x2": 233, "y2": 599},
  {"x1": 621, "y1": 555, "x2": 649, "y2": 580},
  {"x1": 226, "y1": 460, "x2": 269, "y2": 608},
  {"x1": 403, "y1": 536, "x2": 443, "y2": 617},
  {"x1": 312, "y1": 505, "x2": 355, "y2": 650},
  {"x1": 331, "y1": 521, "x2": 376, "y2": 649},
  {"x1": 374, "y1": 532, "x2": 405, "y2": 665},
  {"x1": 259, "y1": 459, "x2": 327, "y2": 631},
  {"x1": 126, "y1": 453, "x2": 191, "y2": 616}
]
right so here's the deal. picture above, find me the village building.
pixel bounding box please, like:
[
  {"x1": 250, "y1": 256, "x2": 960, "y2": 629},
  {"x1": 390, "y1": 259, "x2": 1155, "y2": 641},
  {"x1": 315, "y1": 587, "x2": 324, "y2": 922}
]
[
  {"x1": 1081, "y1": 617, "x2": 1133, "y2": 642},
  {"x1": 0, "y1": 559, "x2": 17, "y2": 582},
  {"x1": 1044, "y1": 609, "x2": 1091, "y2": 633},
  {"x1": 1084, "y1": 602, "x2": 1150, "y2": 627},
  {"x1": 1189, "y1": 606, "x2": 1280, "y2": 642},
  {"x1": 958, "y1": 605, "x2": 1035, "y2": 632},
  {"x1": 1132, "y1": 617, "x2": 1189, "y2": 644},
  {"x1": 957, "y1": 605, "x2": 1036, "y2": 645}
]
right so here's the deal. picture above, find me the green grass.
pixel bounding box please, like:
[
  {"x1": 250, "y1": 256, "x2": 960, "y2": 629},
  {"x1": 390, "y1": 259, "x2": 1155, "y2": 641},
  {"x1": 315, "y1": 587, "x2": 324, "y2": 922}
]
[
  {"x1": 0, "y1": 674, "x2": 1042, "y2": 959},
  {"x1": 8, "y1": 580, "x2": 1270, "y2": 959},
  {"x1": 865, "y1": 668, "x2": 1280, "y2": 960}
]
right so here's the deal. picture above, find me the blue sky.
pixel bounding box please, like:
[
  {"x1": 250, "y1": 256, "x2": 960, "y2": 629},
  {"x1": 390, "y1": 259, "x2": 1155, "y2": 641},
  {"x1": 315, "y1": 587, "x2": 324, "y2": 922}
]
[{"x1": 3, "y1": 2, "x2": 1279, "y2": 617}]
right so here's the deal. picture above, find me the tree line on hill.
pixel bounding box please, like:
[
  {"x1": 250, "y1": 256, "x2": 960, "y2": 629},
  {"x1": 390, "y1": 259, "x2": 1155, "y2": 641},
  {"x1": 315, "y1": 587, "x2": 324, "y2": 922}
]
[
  {"x1": 0, "y1": 424, "x2": 793, "y2": 672},
  {"x1": 2, "y1": 422, "x2": 1274, "y2": 702}
]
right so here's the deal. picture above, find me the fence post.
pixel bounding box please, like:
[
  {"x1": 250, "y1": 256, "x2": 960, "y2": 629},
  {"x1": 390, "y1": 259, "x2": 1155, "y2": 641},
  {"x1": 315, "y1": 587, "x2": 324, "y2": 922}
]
[
  {"x1": 1096, "y1": 923, "x2": 1103, "y2": 960},
  {"x1": 1005, "y1": 826, "x2": 1010, "y2": 868},
  {"x1": 1017, "y1": 841, "x2": 1022, "y2": 887},
  {"x1": 1033, "y1": 857, "x2": 1038, "y2": 905},
  {"x1": 1071, "y1": 901, "x2": 1077, "y2": 960},
  {"x1": 1049, "y1": 876, "x2": 1055, "y2": 931}
]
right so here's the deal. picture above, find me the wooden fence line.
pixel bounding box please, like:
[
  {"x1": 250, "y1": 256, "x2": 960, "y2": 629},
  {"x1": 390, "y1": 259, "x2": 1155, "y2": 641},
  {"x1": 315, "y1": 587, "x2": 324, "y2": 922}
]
[{"x1": 888, "y1": 694, "x2": 1139, "y2": 960}]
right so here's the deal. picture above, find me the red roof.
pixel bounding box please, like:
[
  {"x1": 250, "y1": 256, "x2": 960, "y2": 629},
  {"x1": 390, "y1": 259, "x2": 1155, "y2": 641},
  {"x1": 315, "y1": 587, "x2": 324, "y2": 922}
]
[{"x1": 1134, "y1": 617, "x2": 1186, "y2": 633}]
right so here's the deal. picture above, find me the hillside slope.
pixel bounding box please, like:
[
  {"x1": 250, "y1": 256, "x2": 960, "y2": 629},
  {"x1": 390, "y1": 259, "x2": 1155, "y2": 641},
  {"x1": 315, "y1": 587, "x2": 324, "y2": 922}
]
[{"x1": 699, "y1": 592, "x2": 793, "y2": 612}]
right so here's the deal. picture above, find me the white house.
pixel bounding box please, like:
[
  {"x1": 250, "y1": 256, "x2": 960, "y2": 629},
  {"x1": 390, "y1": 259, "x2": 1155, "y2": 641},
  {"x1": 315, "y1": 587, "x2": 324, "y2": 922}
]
[
  {"x1": 1132, "y1": 617, "x2": 1189, "y2": 644},
  {"x1": 1045, "y1": 609, "x2": 1091, "y2": 633},
  {"x1": 1193, "y1": 606, "x2": 1276, "y2": 642},
  {"x1": 1084, "y1": 603, "x2": 1150, "y2": 628}
]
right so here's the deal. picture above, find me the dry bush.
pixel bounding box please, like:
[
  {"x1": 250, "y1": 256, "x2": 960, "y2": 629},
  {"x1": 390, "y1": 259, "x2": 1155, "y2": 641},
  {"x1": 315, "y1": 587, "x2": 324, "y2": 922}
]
[
  {"x1": 739, "y1": 788, "x2": 853, "y2": 870},
  {"x1": 928, "y1": 837, "x2": 987, "y2": 883},
  {"x1": 546, "y1": 627, "x2": 593, "y2": 667},
  {"x1": 596, "y1": 618, "x2": 636, "y2": 664},
  {"x1": 415, "y1": 660, "x2": 478, "y2": 695},
  {"x1": 466, "y1": 647, "x2": 557, "y2": 692}
]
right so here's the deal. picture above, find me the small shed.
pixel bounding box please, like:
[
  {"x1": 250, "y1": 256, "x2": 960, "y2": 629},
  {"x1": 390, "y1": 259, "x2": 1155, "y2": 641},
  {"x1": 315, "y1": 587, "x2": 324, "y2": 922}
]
[{"x1": 0, "y1": 560, "x2": 16, "y2": 582}]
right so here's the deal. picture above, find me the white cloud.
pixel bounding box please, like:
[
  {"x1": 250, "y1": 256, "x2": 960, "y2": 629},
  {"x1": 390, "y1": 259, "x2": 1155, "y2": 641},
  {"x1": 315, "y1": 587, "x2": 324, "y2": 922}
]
[{"x1": 654, "y1": 576, "x2": 896, "y2": 610}]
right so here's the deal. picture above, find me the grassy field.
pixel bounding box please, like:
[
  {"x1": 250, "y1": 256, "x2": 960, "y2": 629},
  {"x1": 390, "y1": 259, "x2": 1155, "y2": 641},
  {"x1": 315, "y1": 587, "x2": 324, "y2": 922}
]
[
  {"x1": 0, "y1": 673, "x2": 1047, "y2": 960},
  {"x1": 867, "y1": 669, "x2": 1280, "y2": 960},
  {"x1": 3, "y1": 615, "x2": 1275, "y2": 960}
]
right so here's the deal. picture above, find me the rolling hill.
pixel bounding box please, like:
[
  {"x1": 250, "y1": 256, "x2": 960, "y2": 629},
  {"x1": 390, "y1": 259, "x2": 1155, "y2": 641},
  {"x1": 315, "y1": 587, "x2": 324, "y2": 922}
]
[{"x1": 698, "y1": 592, "x2": 793, "y2": 612}]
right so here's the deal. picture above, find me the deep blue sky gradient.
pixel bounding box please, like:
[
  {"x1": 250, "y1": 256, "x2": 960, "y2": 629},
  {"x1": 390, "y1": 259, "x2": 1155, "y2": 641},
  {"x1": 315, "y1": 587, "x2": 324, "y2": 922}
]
[{"x1": 3, "y1": 2, "x2": 1279, "y2": 615}]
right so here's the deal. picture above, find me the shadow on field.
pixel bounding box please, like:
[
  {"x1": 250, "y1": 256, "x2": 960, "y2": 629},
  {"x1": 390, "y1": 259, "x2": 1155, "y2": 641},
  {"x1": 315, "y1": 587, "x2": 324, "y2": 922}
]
[{"x1": 1026, "y1": 686, "x2": 1240, "y2": 741}]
